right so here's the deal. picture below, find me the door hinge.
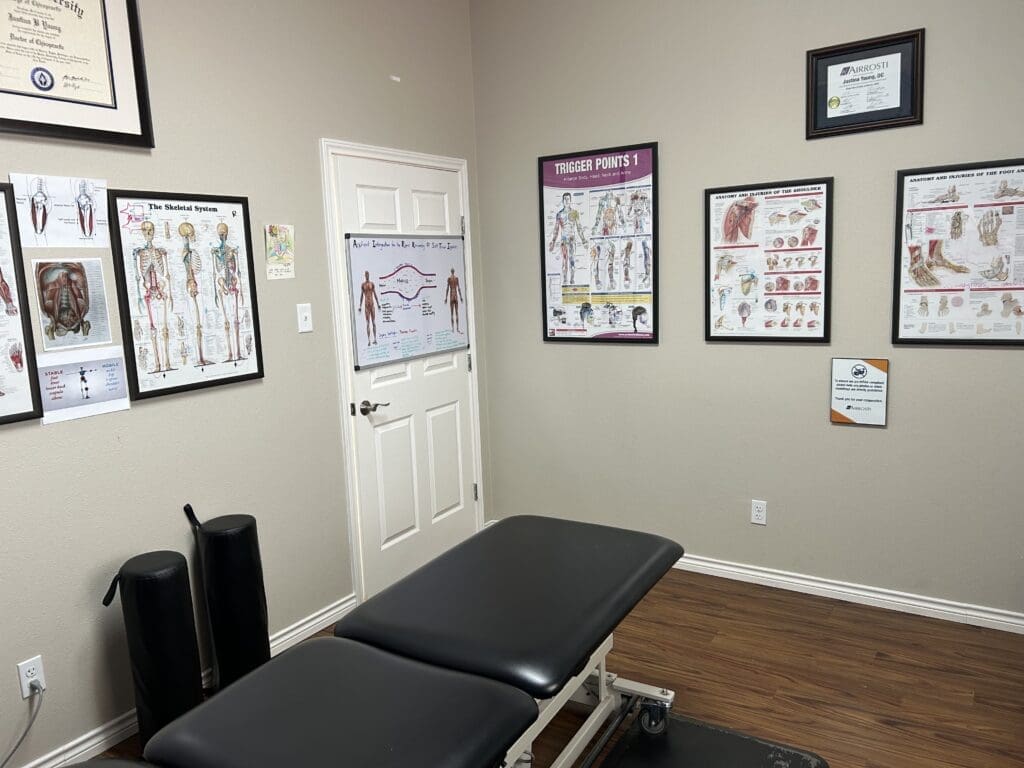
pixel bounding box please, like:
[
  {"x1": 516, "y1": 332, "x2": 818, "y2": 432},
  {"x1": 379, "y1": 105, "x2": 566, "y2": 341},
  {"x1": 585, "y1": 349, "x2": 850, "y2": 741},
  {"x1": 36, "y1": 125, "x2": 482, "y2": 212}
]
[
  {"x1": 473, "y1": 483, "x2": 479, "y2": 501},
  {"x1": 467, "y1": 352, "x2": 472, "y2": 372},
  {"x1": 460, "y1": 215, "x2": 465, "y2": 235},
  {"x1": 349, "y1": 403, "x2": 355, "y2": 416}
]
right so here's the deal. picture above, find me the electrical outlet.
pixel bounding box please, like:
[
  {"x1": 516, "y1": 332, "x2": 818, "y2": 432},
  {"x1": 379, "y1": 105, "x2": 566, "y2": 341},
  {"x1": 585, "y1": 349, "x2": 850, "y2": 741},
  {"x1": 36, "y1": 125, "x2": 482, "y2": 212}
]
[
  {"x1": 751, "y1": 499, "x2": 767, "y2": 526},
  {"x1": 17, "y1": 655, "x2": 46, "y2": 699}
]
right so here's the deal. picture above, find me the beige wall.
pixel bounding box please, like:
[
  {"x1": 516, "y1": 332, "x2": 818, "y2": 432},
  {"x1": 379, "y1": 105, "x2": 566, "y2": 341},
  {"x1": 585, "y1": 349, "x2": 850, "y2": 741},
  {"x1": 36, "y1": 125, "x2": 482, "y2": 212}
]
[
  {"x1": 0, "y1": 0, "x2": 478, "y2": 762},
  {"x1": 470, "y1": 0, "x2": 1024, "y2": 611}
]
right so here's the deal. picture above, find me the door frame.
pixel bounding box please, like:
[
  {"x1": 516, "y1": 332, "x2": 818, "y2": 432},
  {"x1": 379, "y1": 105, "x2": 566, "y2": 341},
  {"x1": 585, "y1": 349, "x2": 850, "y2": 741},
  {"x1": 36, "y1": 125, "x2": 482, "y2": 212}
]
[{"x1": 318, "y1": 138, "x2": 485, "y2": 602}]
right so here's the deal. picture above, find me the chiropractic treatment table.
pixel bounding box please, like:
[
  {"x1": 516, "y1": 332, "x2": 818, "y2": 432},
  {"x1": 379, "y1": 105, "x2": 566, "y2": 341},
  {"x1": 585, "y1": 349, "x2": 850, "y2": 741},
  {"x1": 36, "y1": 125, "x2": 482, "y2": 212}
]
[{"x1": 119, "y1": 515, "x2": 683, "y2": 768}]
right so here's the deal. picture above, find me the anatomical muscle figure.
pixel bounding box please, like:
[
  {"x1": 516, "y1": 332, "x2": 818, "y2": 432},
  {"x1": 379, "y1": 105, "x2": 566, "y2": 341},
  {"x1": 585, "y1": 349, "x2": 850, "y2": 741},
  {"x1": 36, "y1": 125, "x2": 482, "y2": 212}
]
[
  {"x1": 358, "y1": 270, "x2": 381, "y2": 345},
  {"x1": 75, "y1": 181, "x2": 96, "y2": 238},
  {"x1": 35, "y1": 262, "x2": 91, "y2": 340},
  {"x1": 134, "y1": 221, "x2": 173, "y2": 372},
  {"x1": 722, "y1": 196, "x2": 757, "y2": 243},
  {"x1": 29, "y1": 177, "x2": 50, "y2": 235},
  {"x1": 211, "y1": 223, "x2": 245, "y2": 362},
  {"x1": 592, "y1": 191, "x2": 625, "y2": 236},
  {"x1": 179, "y1": 222, "x2": 212, "y2": 365},
  {"x1": 0, "y1": 267, "x2": 18, "y2": 315},
  {"x1": 549, "y1": 192, "x2": 587, "y2": 284}
]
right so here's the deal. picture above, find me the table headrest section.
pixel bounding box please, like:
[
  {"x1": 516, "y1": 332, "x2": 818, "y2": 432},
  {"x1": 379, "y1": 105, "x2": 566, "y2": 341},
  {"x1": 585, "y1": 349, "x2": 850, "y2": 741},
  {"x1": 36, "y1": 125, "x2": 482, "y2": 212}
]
[
  {"x1": 144, "y1": 638, "x2": 538, "y2": 768},
  {"x1": 335, "y1": 515, "x2": 684, "y2": 698}
]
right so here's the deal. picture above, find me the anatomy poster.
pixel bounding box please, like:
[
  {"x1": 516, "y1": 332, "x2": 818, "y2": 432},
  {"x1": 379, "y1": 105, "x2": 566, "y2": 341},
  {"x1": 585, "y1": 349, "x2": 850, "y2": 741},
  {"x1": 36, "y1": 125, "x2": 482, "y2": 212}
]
[
  {"x1": 894, "y1": 159, "x2": 1024, "y2": 344},
  {"x1": 0, "y1": 184, "x2": 42, "y2": 424},
  {"x1": 32, "y1": 257, "x2": 112, "y2": 351},
  {"x1": 705, "y1": 178, "x2": 833, "y2": 342},
  {"x1": 265, "y1": 223, "x2": 295, "y2": 280},
  {"x1": 38, "y1": 346, "x2": 130, "y2": 425},
  {"x1": 539, "y1": 143, "x2": 657, "y2": 343},
  {"x1": 346, "y1": 234, "x2": 468, "y2": 369},
  {"x1": 109, "y1": 191, "x2": 264, "y2": 399},
  {"x1": 9, "y1": 173, "x2": 109, "y2": 248}
]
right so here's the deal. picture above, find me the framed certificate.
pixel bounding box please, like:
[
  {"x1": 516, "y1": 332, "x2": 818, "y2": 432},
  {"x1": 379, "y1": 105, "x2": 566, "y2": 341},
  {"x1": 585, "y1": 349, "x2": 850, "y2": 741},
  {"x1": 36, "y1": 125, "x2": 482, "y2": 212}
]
[
  {"x1": 806, "y1": 29, "x2": 924, "y2": 140},
  {"x1": 0, "y1": 0, "x2": 154, "y2": 147},
  {"x1": 892, "y1": 158, "x2": 1024, "y2": 346}
]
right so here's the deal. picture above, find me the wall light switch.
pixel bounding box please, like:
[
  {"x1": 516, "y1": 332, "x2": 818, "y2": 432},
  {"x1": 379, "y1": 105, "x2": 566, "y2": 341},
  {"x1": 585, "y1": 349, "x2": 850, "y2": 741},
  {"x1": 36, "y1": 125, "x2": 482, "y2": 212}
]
[{"x1": 297, "y1": 303, "x2": 313, "y2": 333}]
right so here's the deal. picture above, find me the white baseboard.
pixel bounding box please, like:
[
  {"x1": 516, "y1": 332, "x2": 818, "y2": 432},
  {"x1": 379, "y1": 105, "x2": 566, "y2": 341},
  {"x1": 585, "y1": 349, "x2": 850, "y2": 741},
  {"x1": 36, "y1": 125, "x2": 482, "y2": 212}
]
[
  {"x1": 21, "y1": 594, "x2": 358, "y2": 768},
  {"x1": 676, "y1": 554, "x2": 1024, "y2": 635}
]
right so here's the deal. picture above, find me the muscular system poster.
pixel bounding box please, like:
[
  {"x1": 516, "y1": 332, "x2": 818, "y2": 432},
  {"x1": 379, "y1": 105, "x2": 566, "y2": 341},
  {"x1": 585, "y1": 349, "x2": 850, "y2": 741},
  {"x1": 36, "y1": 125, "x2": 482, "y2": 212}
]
[
  {"x1": 346, "y1": 235, "x2": 468, "y2": 370},
  {"x1": 894, "y1": 159, "x2": 1024, "y2": 344},
  {"x1": 539, "y1": 143, "x2": 657, "y2": 343},
  {"x1": 0, "y1": 185, "x2": 40, "y2": 423}
]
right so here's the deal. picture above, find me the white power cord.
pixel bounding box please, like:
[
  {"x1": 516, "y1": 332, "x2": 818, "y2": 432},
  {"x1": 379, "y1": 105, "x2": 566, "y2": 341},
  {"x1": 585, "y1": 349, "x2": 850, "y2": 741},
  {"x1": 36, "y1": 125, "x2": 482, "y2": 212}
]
[{"x1": 0, "y1": 680, "x2": 44, "y2": 768}]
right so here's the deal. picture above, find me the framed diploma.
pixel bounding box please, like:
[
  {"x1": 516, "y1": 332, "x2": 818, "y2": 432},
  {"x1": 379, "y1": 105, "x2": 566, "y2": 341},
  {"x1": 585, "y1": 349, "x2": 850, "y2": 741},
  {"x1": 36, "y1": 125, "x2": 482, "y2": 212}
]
[
  {"x1": 892, "y1": 158, "x2": 1024, "y2": 346},
  {"x1": 806, "y1": 29, "x2": 924, "y2": 140},
  {"x1": 705, "y1": 177, "x2": 833, "y2": 343},
  {"x1": 0, "y1": 183, "x2": 43, "y2": 425},
  {"x1": 0, "y1": 0, "x2": 153, "y2": 147},
  {"x1": 539, "y1": 142, "x2": 658, "y2": 344},
  {"x1": 108, "y1": 189, "x2": 264, "y2": 400}
]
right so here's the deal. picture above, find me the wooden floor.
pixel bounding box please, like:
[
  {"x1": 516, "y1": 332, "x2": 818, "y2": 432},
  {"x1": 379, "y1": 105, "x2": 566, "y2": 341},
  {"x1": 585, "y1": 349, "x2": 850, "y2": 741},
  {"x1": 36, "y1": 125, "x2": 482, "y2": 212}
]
[{"x1": 104, "y1": 569, "x2": 1023, "y2": 768}]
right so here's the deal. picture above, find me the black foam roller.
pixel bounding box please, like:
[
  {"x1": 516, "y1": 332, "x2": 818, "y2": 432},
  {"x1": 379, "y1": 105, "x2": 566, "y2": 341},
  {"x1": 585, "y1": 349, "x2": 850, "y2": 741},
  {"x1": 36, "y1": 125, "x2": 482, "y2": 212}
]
[
  {"x1": 185, "y1": 505, "x2": 271, "y2": 689},
  {"x1": 102, "y1": 552, "x2": 203, "y2": 748}
]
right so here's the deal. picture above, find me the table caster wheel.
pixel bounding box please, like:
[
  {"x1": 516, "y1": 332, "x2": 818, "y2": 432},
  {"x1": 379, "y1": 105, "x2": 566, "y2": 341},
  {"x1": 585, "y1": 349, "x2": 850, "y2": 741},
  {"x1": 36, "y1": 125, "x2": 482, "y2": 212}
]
[{"x1": 639, "y1": 702, "x2": 668, "y2": 736}]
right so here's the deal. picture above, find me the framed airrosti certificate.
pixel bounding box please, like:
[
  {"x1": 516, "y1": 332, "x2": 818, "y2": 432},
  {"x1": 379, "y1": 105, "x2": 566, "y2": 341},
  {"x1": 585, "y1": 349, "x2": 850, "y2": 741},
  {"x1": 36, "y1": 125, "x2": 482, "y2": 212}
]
[
  {"x1": 806, "y1": 29, "x2": 924, "y2": 140},
  {"x1": 892, "y1": 158, "x2": 1024, "y2": 346},
  {"x1": 0, "y1": 0, "x2": 153, "y2": 147}
]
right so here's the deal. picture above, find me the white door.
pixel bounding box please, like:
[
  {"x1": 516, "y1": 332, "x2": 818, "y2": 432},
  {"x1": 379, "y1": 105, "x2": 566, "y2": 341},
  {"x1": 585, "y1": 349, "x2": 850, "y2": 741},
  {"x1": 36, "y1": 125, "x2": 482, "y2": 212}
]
[{"x1": 321, "y1": 142, "x2": 482, "y2": 599}]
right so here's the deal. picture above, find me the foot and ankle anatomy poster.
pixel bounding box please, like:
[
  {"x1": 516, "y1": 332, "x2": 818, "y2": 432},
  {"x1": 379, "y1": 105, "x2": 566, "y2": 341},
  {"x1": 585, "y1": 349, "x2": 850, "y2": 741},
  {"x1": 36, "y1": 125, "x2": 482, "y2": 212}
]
[
  {"x1": 894, "y1": 159, "x2": 1024, "y2": 344},
  {"x1": 346, "y1": 235, "x2": 469, "y2": 370},
  {"x1": 539, "y1": 143, "x2": 657, "y2": 343},
  {"x1": 705, "y1": 178, "x2": 832, "y2": 341}
]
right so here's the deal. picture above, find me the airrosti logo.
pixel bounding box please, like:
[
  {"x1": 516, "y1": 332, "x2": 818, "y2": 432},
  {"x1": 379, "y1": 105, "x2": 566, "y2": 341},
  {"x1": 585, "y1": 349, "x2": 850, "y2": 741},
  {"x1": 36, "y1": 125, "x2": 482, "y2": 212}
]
[{"x1": 840, "y1": 61, "x2": 889, "y2": 76}]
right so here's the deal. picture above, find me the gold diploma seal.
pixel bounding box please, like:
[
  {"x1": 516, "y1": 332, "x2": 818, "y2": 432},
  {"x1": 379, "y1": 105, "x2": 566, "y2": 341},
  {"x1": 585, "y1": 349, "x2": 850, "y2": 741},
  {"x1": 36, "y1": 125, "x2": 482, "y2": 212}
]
[{"x1": 827, "y1": 96, "x2": 841, "y2": 109}]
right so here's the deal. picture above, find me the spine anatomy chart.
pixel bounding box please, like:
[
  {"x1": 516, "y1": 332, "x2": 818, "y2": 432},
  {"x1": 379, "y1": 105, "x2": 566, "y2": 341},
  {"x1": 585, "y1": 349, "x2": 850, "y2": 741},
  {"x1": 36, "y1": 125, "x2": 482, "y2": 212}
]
[
  {"x1": 541, "y1": 145, "x2": 656, "y2": 342},
  {"x1": 706, "y1": 179, "x2": 832, "y2": 341},
  {"x1": 895, "y1": 161, "x2": 1024, "y2": 342}
]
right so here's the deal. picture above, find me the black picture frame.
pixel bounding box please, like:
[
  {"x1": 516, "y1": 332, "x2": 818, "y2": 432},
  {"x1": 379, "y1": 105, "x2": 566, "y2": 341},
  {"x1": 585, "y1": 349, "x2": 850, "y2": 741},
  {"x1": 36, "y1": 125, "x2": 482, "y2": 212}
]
[
  {"x1": 108, "y1": 189, "x2": 264, "y2": 400},
  {"x1": 891, "y1": 157, "x2": 1024, "y2": 346},
  {"x1": 0, "y1": 183, "x2": 43, "y2": 425},
  {"x1": 806, "y1": 29, "x2": 924, "y2": 140},
  {"x1": 0, "y1": 1, "x2": 154, "y2": 148},
  {"x1": 705, "y1": 177, "x2": 834, "y2": 343},
  {"x1": 538, "y1": 142, "x2": 658, "y2": 344}
]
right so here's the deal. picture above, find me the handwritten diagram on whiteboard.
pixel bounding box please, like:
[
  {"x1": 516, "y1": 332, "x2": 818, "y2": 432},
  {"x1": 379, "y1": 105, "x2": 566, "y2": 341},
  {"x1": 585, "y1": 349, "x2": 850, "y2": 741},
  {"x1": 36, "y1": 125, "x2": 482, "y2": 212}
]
[{"x1": 346, "y1": 235, "x2": 468, "y2": 369}]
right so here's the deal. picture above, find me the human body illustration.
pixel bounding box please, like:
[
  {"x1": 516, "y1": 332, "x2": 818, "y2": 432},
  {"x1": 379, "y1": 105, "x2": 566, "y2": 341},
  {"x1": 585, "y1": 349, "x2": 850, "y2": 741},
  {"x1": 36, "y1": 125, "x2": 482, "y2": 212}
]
[
  {"x1": 75, "y1": 181, "x2": 96, "y2": 238},
  {"x1": 179, "y1": 222, "x2": 212, "y2": 365},
  {"x1": 444, "y1": 268, "x2": 464, "y2": 333},
  {"x1": 357, "y1": 270, "x2": 381, "y2": 345},
  {"x1": 722, "y1": 196, "x2": 757, "y2": 243},
  {"x1": 622, "y1": 241, "x2": 632, "y2": 287},
  {"x1": 628, "y1": 190, "x2": 650, "y2": 234},
  {"x1": 549, "y1": 193, "x2": 587, "y2": 284},
  {"x1": 592, "y1": 191, "x2": 624, "y2": 236},
  {"x1": 641, "y1": 239, "x2": 652, "y2": 288},
  {"x1": 211, "y1": 223, "x2": 245, "y2": 362},
  {"x1": 36, "y1": 262, "x2": 91, "y2": 340},
  {"x1": 134, "y1": 221, "x2": 174, "y2": 372},
  {"x1": 0, "y1": 267, "x2": 17, "y2": 315},
  {"x1": 79, "y1": 365, "x2": 90, "y2": 399},
  {"x1": 29, "y1": 177, "x2": 51, "y2": 235},
  {"x1": 606, "y1": 241, "x2": 616, "y2": 289}
]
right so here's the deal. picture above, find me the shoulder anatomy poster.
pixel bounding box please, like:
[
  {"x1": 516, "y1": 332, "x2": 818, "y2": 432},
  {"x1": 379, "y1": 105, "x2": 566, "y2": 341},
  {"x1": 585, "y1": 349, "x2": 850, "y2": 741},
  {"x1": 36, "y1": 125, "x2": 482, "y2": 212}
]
[
  {"x1": 894, "y1": 159, "x2": 1024, "y2": 344},
  {"x1": 346, "y1": 235, "x2": 468, "y2": 369},
  {"x1": 9, "y1": 173, "x2": 109, "y2": 248},
  {"x1": 539, "y1": 143, "x2": 657, "y2": 342},
  {"x1": 706, "y1": 178, "x2": 832, "y2": 341}
]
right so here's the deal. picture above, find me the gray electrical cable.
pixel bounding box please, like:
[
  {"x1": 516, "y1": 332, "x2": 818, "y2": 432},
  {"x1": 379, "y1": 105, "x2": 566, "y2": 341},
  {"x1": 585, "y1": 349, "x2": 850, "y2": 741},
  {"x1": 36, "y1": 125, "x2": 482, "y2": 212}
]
[{"x1": 0, "y1": 681, "x2": 44, "y2": 768}]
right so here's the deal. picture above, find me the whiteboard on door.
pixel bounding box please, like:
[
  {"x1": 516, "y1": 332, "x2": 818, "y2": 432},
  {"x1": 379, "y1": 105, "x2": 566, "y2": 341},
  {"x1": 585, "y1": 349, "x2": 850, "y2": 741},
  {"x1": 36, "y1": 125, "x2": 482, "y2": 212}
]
[{"x1": 346, "y1": 234, "x2": 469, "y2": 369}]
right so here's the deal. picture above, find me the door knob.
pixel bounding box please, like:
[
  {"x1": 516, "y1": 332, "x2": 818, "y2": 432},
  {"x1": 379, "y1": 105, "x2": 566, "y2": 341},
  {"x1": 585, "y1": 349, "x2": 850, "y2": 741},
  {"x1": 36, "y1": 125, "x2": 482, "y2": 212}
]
[{"x1": 359, "y1": 400, "x2": 390, "y2": 416}]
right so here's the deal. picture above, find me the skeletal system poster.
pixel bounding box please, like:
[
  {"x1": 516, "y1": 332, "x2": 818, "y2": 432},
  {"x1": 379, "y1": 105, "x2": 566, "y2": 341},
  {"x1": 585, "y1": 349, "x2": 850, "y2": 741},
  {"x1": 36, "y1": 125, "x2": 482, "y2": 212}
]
[
  {"x1": 706, "y1": 179, "x2": 832, "y2": 341},
  {"x1": 894, "y1": 160, "x2": 1024, "y2": 343},
  {"x1": 346, "y1": 235, "x2": 468, "y2": 370},
  {"x1": 540, "y1": 144, "x2": 656, "y2": 342},
  {"x1": 110, "y1": 192, "x2": 263, "y2": 397}
]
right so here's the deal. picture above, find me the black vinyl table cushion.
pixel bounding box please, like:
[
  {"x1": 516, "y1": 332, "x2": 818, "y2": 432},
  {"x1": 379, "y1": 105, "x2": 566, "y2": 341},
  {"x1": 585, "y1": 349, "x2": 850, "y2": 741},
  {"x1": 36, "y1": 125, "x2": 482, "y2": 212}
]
[
  {"x1": 144, "y1": 638, "x2": 537, "y2": 768},
  {"x1": 335, "y1": 515, "x2": 683, "y2": 698}
]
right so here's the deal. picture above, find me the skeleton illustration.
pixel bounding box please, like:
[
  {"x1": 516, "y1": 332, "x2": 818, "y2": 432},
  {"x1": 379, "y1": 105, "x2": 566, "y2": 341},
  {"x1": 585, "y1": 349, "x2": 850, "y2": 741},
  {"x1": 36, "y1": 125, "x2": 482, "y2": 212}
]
[
  {"x1": 180, "y1": 341, "x2": 188, "y2": 367},
  {"x1": 977, "y1": 210, "x2": 1002, "y2": 246},
  {"x1": 808, "y1": 254, "x2": 819, "y2": 268},
  {"x1": 918, "y1": 296, "x2": 929, "y2": 316},
  {"x1": 782, "y1": 302, "x2": 792, "y2": 317},
  {"x1": 809, "y1": 301, "x2": 820, "y2": 316},
  {"x1": 179, "y1": 222, "x2": 212, "y2": 365},
  {"x1": 979, "y1": 254, "x2": 1009, "y2": 281},
  {"x1": 631, "y1": 306, "x2": 647, "y2": 332},
  {"x1": 627, "y1": 190, "x2": 650, "y2": 233},
  {"x1": 592, "y1": 191, "x2": 625, "y2": 236},
  {"x1": 739, "y1": 271, "x2": 757, "y2": 296},
  {"x1": 714, "y1": 315, "x2": 732, "y2": 331},
  {"x1": 549, "y1": 193, "x2": 587, "y2": 284},
  {"x1": 722, "y1": 196, "x2": 757, "y2": 243},
  {"x1": 212, "y1": 223, "x2": 245, "y2": 361},
  {"x1": 993, "y1": 179, "x2": 1024, "y2": 198},
  {"x1": 765, "y1": 254, "x2": 779, "y2": 271},
  {"x1": 1001, "y1": 293, "x2": 1021, "y2": 318},
  {"x1": 622, "y1": 241, "x2": 633, "y2": 288},
  {"x1": 132, "y1": 317, "x2": 142, "y2": 340},
  {"x1": 29, "y1": 177, "x2": 51, "y2": 235},
  {"x1": 0, "y1": 267, "x2": 18, "y2": 315},
  {"x1": 788, "y1": 210, "x2": 807, "y2": 225},
  {"x1": 715, "y1": 253, "x2": 737, "y2": 280},
  {"x1": 949, "y1": 210, "x2": 966, "y2": 240},
  {"x1": 802, "y1": 198, "x2": 821, "y2": 212},
  {"x1": 977, "y1": 303, "x2": 992, "y2": 317},
  {"x1": 35, "y1": 262, "x2": 91, "y2": 340},
  {"x1": 796, "y1": 256, "x2": 806, "y2": 268},
  {"x1": 907, "y1": 241, "x2": 969, "y2": 287},
  {"x1": 800, "y1": 224, "x2": 818, "y2": 247},
  {"x1": 9, "y1": 341, "x2": 24, "y2": 371},
  {"x1": 138, "y1": 347, "x2": 149, "y2": 371},
  {"x1": 938, "y1": 296, "x2": 949, "y2": 317},
  {"x1": 768, "y1": 212, "x2": 787, "y2": 226},
  {"x1": 78, "y1": 365, "x2": 89, "y2": 399},
  {"x1": 795, "y1": 301, "x2": 806, "y2": 316},
  {"x1": 716, "y1": 286, "x2": 732, "y2": 311},
  {"x1": 929, "y1": 185, "x2": 959, "y2": 204},
  {"x1": 75, "y1": 180, "x2": 96, "y2": 238},
  {"x1": 134, "y1": 221, "x2": 174, "y2": 372}
]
